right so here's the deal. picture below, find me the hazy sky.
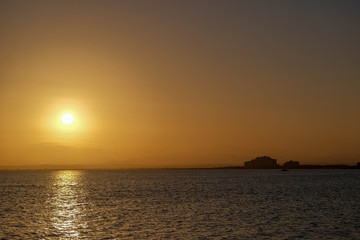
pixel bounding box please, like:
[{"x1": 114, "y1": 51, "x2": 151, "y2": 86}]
[{"x1": 1, "y1": 1, "x2": 359, "y2": 167}]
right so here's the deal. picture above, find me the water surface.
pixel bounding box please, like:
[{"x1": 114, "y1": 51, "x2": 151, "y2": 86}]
[{"x1": 1, "y1": 170, "x2": 359, "y2": 239}]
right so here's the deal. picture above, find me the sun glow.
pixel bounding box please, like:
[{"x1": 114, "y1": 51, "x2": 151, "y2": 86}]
[{"x1": 62, "y1": 113, "x2": 74, "y2": 125}]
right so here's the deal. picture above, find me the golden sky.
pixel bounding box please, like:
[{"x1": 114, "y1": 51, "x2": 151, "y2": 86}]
[{"x1": 1, "y1": 1, "x2": 359, "y2": 168}]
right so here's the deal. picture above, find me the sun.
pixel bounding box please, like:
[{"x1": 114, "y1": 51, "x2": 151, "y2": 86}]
[{"x1": 62, "y1": 113, "x2": 74, "y2": 125}]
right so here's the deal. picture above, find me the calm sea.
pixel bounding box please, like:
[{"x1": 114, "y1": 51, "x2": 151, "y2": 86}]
[{"x1": 1, "y1": 169, "x2": 359, "y2": 239}]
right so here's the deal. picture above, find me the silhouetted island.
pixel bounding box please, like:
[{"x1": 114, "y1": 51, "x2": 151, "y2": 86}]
[
  {"x1": 220, "y1": 156, "x2": 360, "y2": 169},
  {"x1": 244, "y1": 156, "x2": 279, "y2": 169}
]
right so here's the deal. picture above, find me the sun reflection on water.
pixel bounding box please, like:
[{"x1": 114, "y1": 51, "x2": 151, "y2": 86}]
[{"x1": 49, "y1": 170, "x2": 88, "y2": 238}]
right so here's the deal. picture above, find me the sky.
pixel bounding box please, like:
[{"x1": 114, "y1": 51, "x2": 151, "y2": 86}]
[{"x1": 1, "y1": 0, "x2": 359, "y2": 168}]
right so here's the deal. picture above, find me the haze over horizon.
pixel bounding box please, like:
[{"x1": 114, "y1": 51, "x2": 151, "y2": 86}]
[{"x1": 1, "y1": 1, "x2": 360, "y2": 168}]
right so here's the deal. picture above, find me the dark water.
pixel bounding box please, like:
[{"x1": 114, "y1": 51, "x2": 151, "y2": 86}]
[{"x1": 1, "y1": 170, "x2": 360, "y2": 239}]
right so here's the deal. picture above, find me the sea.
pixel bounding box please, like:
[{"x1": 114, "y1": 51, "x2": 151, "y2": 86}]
[{"x1": 1, "y1": 169, "x2": 359, "y2": 239}]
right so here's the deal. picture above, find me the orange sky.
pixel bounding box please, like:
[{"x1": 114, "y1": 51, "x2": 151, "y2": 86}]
[{"x1": 1, "y1": 1, "x2": 359, "y2": 168}]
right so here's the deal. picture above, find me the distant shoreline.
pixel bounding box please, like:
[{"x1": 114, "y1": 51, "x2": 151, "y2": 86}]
[{"x1": 0, "y1": 165, "x2": 359, "y2": 171}]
